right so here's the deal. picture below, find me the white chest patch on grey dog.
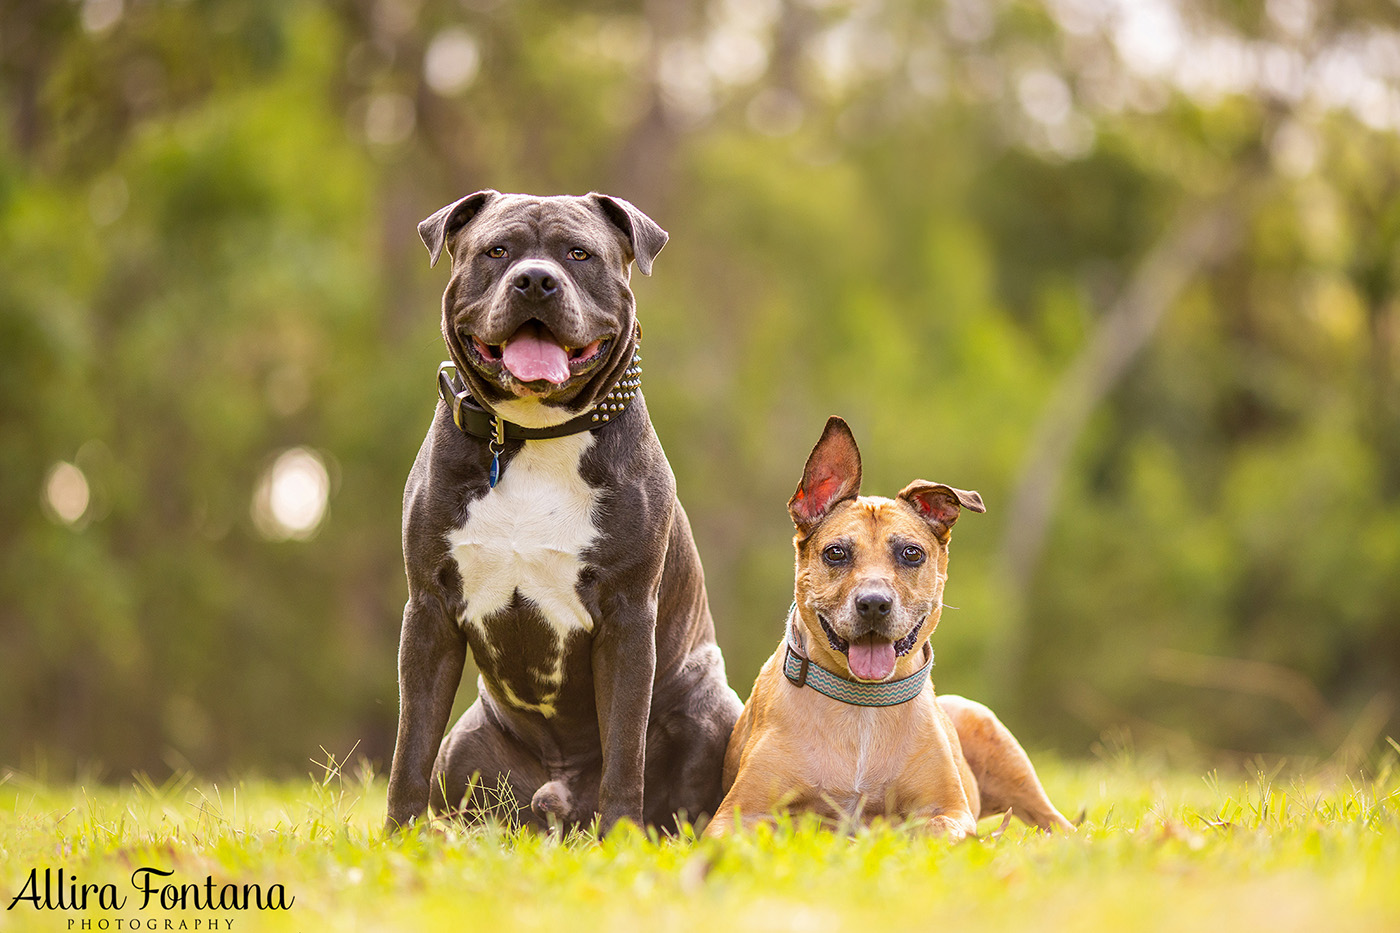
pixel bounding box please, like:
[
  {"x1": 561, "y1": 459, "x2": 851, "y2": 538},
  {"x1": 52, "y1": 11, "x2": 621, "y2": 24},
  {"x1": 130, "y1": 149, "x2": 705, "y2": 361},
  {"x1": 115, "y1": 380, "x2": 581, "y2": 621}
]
[{"x1": 446, "y1": 433, "x2": 600, "y2": 700}]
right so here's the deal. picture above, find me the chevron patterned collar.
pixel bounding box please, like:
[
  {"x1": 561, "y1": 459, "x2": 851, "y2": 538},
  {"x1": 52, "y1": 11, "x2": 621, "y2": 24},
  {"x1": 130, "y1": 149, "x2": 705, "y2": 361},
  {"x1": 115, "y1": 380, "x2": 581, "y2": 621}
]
[{"x1": 782, "y1": 604, "x2": 933, "y2": 707}]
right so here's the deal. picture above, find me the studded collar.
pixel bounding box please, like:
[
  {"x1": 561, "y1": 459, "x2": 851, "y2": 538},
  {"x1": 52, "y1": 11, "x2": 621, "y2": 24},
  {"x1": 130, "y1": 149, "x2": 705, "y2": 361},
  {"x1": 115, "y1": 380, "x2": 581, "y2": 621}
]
[{"x1": 435, "y1": 348, "x2": 642, "y2": 443}]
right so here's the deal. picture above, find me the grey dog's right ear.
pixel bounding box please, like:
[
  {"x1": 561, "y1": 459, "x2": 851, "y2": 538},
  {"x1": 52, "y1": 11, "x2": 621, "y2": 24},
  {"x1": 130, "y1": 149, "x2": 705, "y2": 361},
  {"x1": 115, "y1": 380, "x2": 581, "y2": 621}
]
[{"x1": 418, "y1": 189, "x2": 499, "y2": 267}]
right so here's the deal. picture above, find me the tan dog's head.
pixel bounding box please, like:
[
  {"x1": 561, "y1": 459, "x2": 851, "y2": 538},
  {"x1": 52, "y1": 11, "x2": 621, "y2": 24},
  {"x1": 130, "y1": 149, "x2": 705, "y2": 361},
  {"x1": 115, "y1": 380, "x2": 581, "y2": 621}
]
[{"x1": 788, "y1": 417, "x2": 985, "y2": 683}]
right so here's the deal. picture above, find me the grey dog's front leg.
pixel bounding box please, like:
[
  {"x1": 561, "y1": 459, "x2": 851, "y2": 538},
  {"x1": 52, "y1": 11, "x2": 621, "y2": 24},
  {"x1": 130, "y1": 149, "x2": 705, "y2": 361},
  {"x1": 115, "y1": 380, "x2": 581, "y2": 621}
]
[
  {"x1": 385, "y1": 595, "x2": 467, "y2": 831},
  {"x1": 591, "y1": 596, "x2": 657, "y2": 835}
]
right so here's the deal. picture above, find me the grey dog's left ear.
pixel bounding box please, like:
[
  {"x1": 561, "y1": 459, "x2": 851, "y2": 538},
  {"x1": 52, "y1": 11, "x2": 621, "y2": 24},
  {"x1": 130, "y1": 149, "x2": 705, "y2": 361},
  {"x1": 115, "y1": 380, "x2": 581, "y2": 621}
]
[
  {"x1": 419, "y1": 189, "x2": 499, "y2": 268},
  {"x1": 898, "y1": 481, "x2": 986, "y2": 540},
  {"x1": 590, "y1": 193, "x2": 668, "y2": 275}
]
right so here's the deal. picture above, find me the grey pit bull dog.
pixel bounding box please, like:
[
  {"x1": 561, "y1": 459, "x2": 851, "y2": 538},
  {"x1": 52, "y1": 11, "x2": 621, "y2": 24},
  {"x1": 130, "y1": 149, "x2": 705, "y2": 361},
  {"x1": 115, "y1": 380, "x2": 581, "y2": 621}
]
[{"x1": 384, "y1": 190, "x2": 742, "y2": 835}]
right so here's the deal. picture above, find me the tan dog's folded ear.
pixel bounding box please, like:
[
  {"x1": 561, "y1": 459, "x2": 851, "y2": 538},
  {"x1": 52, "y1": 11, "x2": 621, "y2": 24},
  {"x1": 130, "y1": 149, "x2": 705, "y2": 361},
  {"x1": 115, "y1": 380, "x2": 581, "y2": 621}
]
[
  {"x1": 419, "y1": 189, "x2": 500, "y2": 267},
  {"x1": 898, "y1": 481, "x2": 985, "y2": 541},
  {"x1": 789, "y1": 416, "x2": 862, "y2": 534}
]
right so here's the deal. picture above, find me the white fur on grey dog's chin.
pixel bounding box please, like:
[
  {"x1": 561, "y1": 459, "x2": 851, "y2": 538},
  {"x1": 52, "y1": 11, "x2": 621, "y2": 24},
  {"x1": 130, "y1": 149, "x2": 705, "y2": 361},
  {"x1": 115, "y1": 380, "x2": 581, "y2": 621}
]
[{"x1": 490, "y1": 397, "x2": 580, "y2": 429}]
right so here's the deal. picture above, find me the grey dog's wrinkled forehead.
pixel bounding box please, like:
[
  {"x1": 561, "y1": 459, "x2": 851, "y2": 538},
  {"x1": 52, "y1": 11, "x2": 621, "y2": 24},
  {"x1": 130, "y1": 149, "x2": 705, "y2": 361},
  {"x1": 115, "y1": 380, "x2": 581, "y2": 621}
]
[
  {"x1": 420, "y1": 188, "x2": 668, "y2": 273},
  {"x1": 473, "y1": 193, "x2": 608, "y2": 229},
  {"x1": 419, "y1": 189, "x2": 669, "y2": 276},
  {"x1": 466, "y1": 195, "x2": 624, "y2": 250}
]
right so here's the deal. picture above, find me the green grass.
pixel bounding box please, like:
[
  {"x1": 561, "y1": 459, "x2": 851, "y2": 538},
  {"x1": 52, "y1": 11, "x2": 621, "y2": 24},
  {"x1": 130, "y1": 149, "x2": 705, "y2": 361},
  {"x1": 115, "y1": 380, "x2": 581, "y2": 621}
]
[{"x1": 3, "y1": 746, "x2": 1399, "y2": 932}]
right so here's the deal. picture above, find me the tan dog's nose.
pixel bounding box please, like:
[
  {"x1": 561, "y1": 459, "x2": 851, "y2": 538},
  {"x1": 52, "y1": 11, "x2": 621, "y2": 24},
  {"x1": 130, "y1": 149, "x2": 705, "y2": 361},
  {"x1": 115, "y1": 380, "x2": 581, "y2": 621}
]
[{"x1": 854, "y1": 590, "x2": 893, "y2": 625}]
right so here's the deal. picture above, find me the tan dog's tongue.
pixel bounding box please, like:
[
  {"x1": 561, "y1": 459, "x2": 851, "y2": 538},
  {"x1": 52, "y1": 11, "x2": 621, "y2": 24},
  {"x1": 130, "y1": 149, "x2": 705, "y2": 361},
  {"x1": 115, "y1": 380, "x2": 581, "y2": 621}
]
[
  {"x1": 847, "y1": 635, "x2": 896, "y2": 681},
  {"x1": 502, "y1": 324, "x2": 570, "y2": 384}
]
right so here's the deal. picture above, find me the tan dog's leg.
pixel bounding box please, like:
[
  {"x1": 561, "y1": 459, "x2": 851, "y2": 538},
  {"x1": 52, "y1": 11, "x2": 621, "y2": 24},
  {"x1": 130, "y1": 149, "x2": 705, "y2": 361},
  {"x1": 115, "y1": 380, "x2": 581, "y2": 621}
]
[
  {"x1": 701, "y1": 805, "x2": 736, "y2": 838},
  {"x1": 937, "y1": 695, "x2": 1073, "y2": 832},
  {"x1": 908, "y1": 806, "x2": 978, "y2": 842},
  {"x1": 702, "y1": 772, "x2": 780, "y2": 838}
]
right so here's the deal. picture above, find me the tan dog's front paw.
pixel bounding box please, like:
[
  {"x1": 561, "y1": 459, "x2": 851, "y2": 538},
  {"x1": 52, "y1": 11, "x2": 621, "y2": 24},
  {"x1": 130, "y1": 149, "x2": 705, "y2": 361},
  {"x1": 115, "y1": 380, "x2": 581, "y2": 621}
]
[{"x1": 923, "y1": 812, "x2": 977, "y2": 841}]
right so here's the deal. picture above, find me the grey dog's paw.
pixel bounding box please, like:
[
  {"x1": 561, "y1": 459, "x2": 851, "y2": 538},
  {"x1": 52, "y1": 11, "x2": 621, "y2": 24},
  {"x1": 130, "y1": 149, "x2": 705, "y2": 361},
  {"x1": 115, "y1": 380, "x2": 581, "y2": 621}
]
[{"x1": 531, "y1": 780, "x2": 574, "y2": 824}]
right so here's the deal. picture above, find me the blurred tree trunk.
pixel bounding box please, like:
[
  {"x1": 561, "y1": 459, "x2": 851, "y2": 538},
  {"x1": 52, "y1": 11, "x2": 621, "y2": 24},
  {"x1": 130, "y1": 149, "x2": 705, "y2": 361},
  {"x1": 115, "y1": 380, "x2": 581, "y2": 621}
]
[
  {"x1": 991, "y1": 191, "x2": 1242, "y2": 695},
  {"x1": 606, "y1": 0, "x2": 698, "y2": 213}
]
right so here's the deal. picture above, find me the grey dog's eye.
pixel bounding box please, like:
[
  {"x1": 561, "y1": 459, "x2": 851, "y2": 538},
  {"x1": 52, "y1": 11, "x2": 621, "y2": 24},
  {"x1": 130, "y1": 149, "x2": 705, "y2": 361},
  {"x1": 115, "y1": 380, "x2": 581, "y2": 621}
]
[
  {"x1": 567, "y1": 248, "x2": 591, "y2": 261},
  {"x1": 485, "y1": 246, "x2": 507, "y2": 259},
  {"x1": 822, "y1": 544, "x2": 848, "y2": 564}
]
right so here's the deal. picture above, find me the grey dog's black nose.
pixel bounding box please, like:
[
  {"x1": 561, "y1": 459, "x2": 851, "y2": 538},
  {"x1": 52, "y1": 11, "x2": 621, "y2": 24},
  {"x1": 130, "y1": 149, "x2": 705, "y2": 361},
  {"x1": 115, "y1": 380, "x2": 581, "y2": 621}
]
[
  {"x1": 512, "y1": 264, "x2": 559, "y2": 299},
  {"x1": 855, "y1": 592, "x2": 892, "y2": 623}
]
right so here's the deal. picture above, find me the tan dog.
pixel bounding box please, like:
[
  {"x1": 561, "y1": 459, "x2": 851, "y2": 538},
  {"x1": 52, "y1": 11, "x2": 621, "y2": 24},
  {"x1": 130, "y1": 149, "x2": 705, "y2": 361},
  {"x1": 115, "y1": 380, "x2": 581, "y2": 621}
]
[{"x1": 705, "y1": 417, "x2": 1072, "y2": 839}]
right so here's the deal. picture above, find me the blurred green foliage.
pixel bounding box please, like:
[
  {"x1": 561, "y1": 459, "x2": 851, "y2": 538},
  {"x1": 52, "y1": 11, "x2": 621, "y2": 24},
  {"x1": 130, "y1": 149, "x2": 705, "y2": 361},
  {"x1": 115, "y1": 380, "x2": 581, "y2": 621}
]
[{"x1": 2, "y1": 0, "x2": 1398, "y2": 779}]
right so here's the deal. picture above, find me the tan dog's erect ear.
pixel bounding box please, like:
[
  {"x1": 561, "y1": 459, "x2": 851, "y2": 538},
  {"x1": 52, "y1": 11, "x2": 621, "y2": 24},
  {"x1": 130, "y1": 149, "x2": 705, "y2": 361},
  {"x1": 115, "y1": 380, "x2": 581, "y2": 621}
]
[
  {"x1": 590, "y1": 193, "x2": 669, "y2": 275},
  {"x1": 898, "y1": 481, "x2": 986, "y2": 541},
  {"x1": 418, "y1": 189, "x2": 500, "y2": 268},
  {"x1": 789, "y1": 416, "x2": 862, "y2": 533}
]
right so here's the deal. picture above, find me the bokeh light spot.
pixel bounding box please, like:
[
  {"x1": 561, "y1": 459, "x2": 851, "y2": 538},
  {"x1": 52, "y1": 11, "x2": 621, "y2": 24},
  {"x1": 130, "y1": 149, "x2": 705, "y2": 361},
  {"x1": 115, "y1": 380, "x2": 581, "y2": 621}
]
[
  {"x1": 44, "y1": 462, "x2": 91, "y2": 527},
  {"x1": 253, "y1": 448, "x2": 331, "y2": 541},
  {"x1": 424, "y1": 28, "x2": 481, "y2": 96}
]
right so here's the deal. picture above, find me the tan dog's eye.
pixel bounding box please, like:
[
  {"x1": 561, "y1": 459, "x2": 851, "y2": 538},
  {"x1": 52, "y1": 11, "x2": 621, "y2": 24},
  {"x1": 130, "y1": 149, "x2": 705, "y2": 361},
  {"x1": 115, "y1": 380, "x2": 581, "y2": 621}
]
[
  {"x1": 567, "y1": 248, "x2": 591, "y2": 261},
  {"x1": 485, "y1": 246, "x2": 508, "y2": 259},
  {"x1": 822, "y1": 544, "x2": 848, "y2": 564},
  {"x1": 900, "y1": 545, "x2": 926, "y2": 566}
]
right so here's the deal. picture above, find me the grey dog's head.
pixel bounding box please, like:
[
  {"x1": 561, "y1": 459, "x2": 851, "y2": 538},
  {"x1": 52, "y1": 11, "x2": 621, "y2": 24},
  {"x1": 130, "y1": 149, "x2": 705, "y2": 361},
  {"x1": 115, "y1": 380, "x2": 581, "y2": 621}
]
[{"x1": 418, "y1": 190, "x2": 667, "y2": 421}]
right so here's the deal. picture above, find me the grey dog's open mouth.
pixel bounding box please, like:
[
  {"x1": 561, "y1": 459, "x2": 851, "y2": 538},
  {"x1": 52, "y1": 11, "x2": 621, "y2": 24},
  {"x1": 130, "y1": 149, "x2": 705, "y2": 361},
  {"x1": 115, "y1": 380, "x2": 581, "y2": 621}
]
[
  {"x1": 465, "y1": 329, "x2": 612, "y2": 384},
  {"x1": 470, "y1": 337, "x2": 502, "y2": 362},
  {"x1": 470, "y1": 336, "x2": 608, "y2": 365},
  {"x1": 817, "y1": 612, "x2": 926, "y2": 658}
]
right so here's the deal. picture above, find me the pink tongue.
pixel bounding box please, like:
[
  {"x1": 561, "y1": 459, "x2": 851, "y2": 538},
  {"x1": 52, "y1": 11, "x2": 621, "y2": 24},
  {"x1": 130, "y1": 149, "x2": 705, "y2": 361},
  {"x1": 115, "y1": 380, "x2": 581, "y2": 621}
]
[
  {"x1": 501, "y1": 327, "x2": 571, "y2": 384},
  {"x1": 847, "y1": 636, "x2": 897, "y2": 681}
]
